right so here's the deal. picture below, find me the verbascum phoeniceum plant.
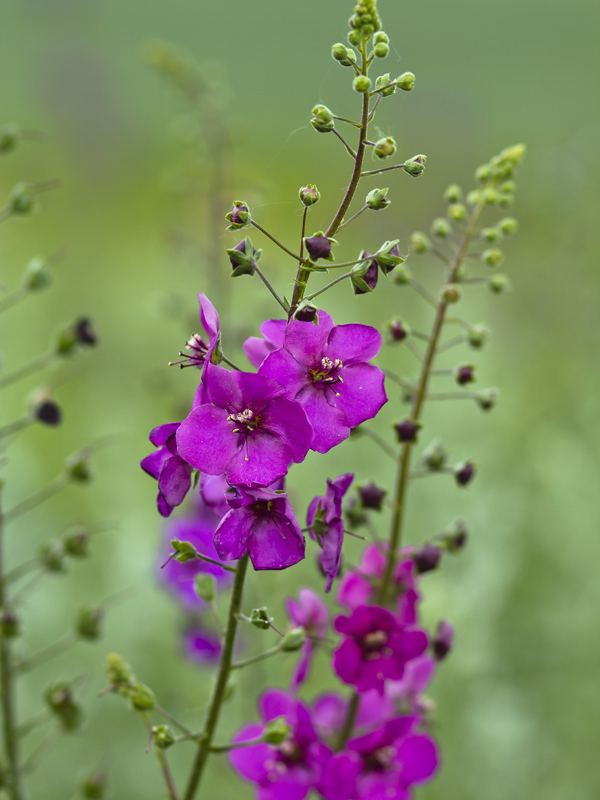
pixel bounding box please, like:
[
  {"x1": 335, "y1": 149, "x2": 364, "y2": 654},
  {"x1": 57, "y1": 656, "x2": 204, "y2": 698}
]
[
  {"x1": 115, "y1": 1, "x2": 525, "y2": 798},
  {"x1": 0, "y1": 129, "x2": 109, "y2": 798}
]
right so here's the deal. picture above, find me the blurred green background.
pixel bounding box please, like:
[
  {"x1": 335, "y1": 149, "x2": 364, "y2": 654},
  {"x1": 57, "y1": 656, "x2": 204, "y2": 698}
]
[{"x1": 1, "y1": 0, "x2": 599, "y2": 797}]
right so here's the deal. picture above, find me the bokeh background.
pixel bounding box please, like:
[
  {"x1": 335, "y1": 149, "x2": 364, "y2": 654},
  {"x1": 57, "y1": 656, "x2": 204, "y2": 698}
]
[{"x1": 1, "y1": 0, "x2": 599, "y2": 797}]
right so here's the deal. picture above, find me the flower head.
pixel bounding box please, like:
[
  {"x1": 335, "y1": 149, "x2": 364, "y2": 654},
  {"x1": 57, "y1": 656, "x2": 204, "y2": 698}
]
[
  {"x1": 141, "y1": 422, "x2": 192, "y2": 517},
  {"x1": 286, "y1": 588, "x2": 329, "y2": 689},
  {"x1": 307, "y1": 473, "x2": 354, "y2": 592},
  {"x1": 259, "y1": 311, "x2": 387, "y2": 454}
]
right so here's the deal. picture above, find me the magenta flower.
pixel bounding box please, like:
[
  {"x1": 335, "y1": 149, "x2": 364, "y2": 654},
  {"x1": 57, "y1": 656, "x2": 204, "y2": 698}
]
[
  {"x1": 285, "y1": 588, "x2": 329, "y2": 690},
  {"x1": 171, "y1": 292, "x2": 221, "y2": 369},
  {"x1": 214, "y1": 485, "x2": 305, "y2": 570},
  {"x1": 388, "y1": 656, "x2": 436, "y2": 716},
  {"x1": 141, "y1": 422, "x2": 192, "y2": 517},
  {"x1": 333, "y1": 606, "x2": 428, "y2": 694},
  {"x1": 321, "y1": 718, "x2": 438, "y2": 800},
  {"x1": 160, "y1": 503, "x2": 230, "y2": 607},
  {"x1": 337, "y1": 544, "x2": 421, "y2": 626},
  {"x1": 200, "y1": 472, "x2": 236, "y2": 518},
  {"x1": 307, "y1": 473, "x2": 354, "y2": 592},
  {"x1": 229, "y1": 689, "x2": 332, "y2": 800},
  {"x1": 259, "y1": 311, "x2": 387, "y2": 454},
  {"x1": 176, "y1": 365, "x2": 313, "y2": 488},
  {"x1": 182, "y1": 626, "x2": 221, "y2": 665},
  {"x1": 312, "y1": 690, "x2": 394, "y2": 740},
  {"x1": 244, "y1": 319, "x2": 286, "y2": 369}
]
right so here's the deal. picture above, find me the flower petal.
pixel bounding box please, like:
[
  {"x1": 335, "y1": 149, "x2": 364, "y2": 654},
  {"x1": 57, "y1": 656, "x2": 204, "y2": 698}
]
[
  {"x1": 213, "y1": 508, "x2": 253, "y2": 561},
  {"x1": 176, "y1": 405, "x2": 242, "y2": 475},
  {"x1": 283, "y1": 310, "x2": 335, "y2": 365},
  {"x1": 262, "y1": 397, "x2": 314, "y2": 463},
  {"x1": 298, "y1": 386, "x2": 349, "y2": 454},
  {"x1": 198, "y1": 292, "x2": 220, "y2": 340},
  {"x1": 328, "y1": 363, "x2": 387, "y2": 429},
  {"x1": 229, "y1": 724, "x2": 270, "y2": 782},
  {"x1": 248, "y1": 502, "x2": 305, "y2": 570},
  {"x1": 158, "y1": 456, "x2": 191, "y2": 507},
  {"x1": 259, "y1": 348, "x2": 309, "y2": 398},
  {"x1": 326, "y1": 323, "x2": 382, "y2": 364},
  {"x1": 397, "y1": 733, "x2": 439, "y2": 784}
]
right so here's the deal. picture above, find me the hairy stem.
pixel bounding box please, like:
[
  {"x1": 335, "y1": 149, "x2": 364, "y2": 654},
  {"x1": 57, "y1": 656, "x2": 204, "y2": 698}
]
[{"x1": 0, "y1": 352, "x2": 56, "y2": 392}]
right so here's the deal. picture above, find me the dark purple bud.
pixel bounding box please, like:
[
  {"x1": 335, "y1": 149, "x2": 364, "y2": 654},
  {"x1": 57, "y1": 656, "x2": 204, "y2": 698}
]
[
  {"x1": 35, "y1": 399, "x2": 62, "y2": 426},
  {"x1": 414, "y1": 544, "x2": 442, "y2": 574},
  {"x1": 344, "y1": 496, "x2": 368, "y2": 528},
  {"x1": 395, "y1": 419, "x2": 420, "y2": 443},
  {"x1": 74, "y1": 318, "x2": 97, "y2": 346},
  {"x1": 230, "y1": 206, "x2": 245, "y2": 225},
  {"x1": 304, "y1": 234, "x2": 332, "y2": 261},
  {"x1": 445, "y1": 520, "x2": 469, "y2": 552},
  {"x1": 388, "y1": 319, "x2": 409, "y2": 342},
  {"x1": 454, "y1": 461, "x2": 476, "y2": 487},
  {"x1": 455, "y1": 364, "x2": 475, "y2": 385},
  {"x1": 353, "y1": 254, "x2": 379, "y2": 295},
  {"x1": 358, "y1": 482, "x2": 386, "y2": 511},
  {"x1": 295, "y1": 305, "x2": 318, "y2": 323},
  {"x1": 433, "y1": 619, "x2": 454, "y2": 661},
  {"x1": 0, "y1": 611, "x2": 19, "y2": 638}
]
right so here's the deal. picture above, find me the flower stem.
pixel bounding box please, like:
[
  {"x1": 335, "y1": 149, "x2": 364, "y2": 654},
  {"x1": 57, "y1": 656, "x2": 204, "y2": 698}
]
[
  {"x1": 183, "y1": 553, "x2": 250, "y2": 800},
  {"x1": 253, "y1": 264, "x2": 288, "y2": 312},
  {"x1": 337, "y1": 205, "x2": 368, "y2": 232},
  {"x1": 250, "y1": 221, "x2": 302, "y2": 262},
  {"x1": 0, "y1": 352, "x2": 56, "y2": 391},
  {"x1": 4, "y1": 474, "x2": 70, "y2": 525},
  {"x1": 230, "y1": 643, "x2": 281, "y2": 670},
  {"x1": 142, "y1": 713, "x2": 181, "y2": 800},
  {"x1": 337, "y1": 691, "x2": 359, "y2": 750},
  {"x1": 360, "y1": 163, "x2": 405, "y2": 177},
  {"x1": 304, "y1": 271, "x2": 353, "y2": 302}
]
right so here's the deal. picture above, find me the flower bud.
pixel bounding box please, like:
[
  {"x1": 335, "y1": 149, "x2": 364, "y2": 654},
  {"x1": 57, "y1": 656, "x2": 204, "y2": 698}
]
[
  {"x1": 467, "y1": 325, "x2": 489, "y2": 349},
  {"x1": 352, "y1": 253, "x2": 378, "y2": 295},
  {"x1": 9, "y1": 182, "x2": 37, "y2": 216},
  {"x1": 454, "y1": 364, "x2": 475, "y2": 385},
  {"x1": 65, "y1": 449, "x2": 93, "y2": 483},
  {"x1": 170, "y1": 538, "x2": 199, "y2": 563},
  {"x1": 409, "y1": 231, "x2": 430, "y2": 253},
  {"x1": 499, "y1": 181, "x2": 516, "y2": 194},
  {"x1": 34, "y1": 398, "x2": 62, "y2": 426},
  {"x1": 39, "y1": 541, "x2": 66, "y2": 573},
  {"x1": 422, "y1": 439, "x2": 447, "y2": 471},
  {"x1": 497, "y1": 193, "x2": 514, "y2": 208},
  {"x1": 445, "y1": 520, "x2": 468, "y2": 552},
  {"x1": 395, "y1": 419, "x2": 421, "y2": 443},
  {"x1": 106, "y1": 652, "x2": 135, "y2": 689},
  {"x1": 45, "y1": 683, "x2": 82, "y2": 730},
  {"x1": 129, "y1": 682, "x2": 156, "y2": 711},
  {"x1": 263, "y1": 716, "x2": 291, "y2": 745},
  {"x1": 431, "y1": 218, "x2": 451, "y2": 238},
  {"x1": 81, "y1": 771, "x2": 107, "y2": 798},
  {"x1": 475, "y1": 164, "x2": 491, "y2": 183},
  {"x1": 498, "y1": 217, "x2": 518, "y2": 235},
  {"x1": 441, "y1": 284, "x2": 461, "y2": 304},
  {"x1": 375, "y1": 74, "x2": 396, "y2": 97},
  {"x1": 387, "y1": 318, "x2": 410, "y2": 342},
  {"x1": 194, "y1": 573, "x2": 216, "y2": 603},
  {"x1": 76, "y1": 606, "x2": 104, "y2": 641},
  {"x1": 489, "y1": 274, "x2": 510, "y2": 294},
  {"x1": 373, "y1": 31, "x2": 389, "y2": 44},
  {"x1": 332, "y1": 43, "x2": 349, "y2": 61},
  {"x1": 482, "y1": 187, "x2": 497, "y2": 205},
  {"x1": 413, "y1": 544, "x2": 442, "y2": 574},
  {"x1": 24, "y1": 257, "x2": 52, "y2": 292},
  {"x1": 432, "y1": 620, "x2": 454, "y2": 661},
  {"x1": 374, "y1": 42, "x2": 389, "y2": 58},
  {"x1": 358, "y1": 482, "x2": 386, "y2": 510},
  {"x1": 0, "y1": 611, "x2": 20, "y2": 638},
  {"x1": 403, "y1": 154, "x2": 426, "y2": 177},
  {"x1": 304, "y1": 233, "x2": 335, "y2": 262},
  {"x1": 299, "y1": 184, "x2": 320, "y2": 206},
  {"x1": 344, "y1": 496, "x2": 368, "y2": 528},
  {"x1": 444, "y1": 184, "x2": 462, "y2": 203},
  {"x1": 280, "y1": 627, "x2": 306, "y2": 652},
  {"x1": 466, "y1": 190, "x2": 481, "y2": 206},
  {"x1": 396, "y1": 72, "x2": 416, "y2": 91},
  {"x1": 454, "y1": 461, "x2": 476, "y2": 487},
  {"x1": 0, "y1": 124, "x2": 19, "y2": 154},
  {"x1": 153, "y1": 725, "x2": 175, "y2": 749},
  {"x1": 480, "y1": 227, "x2": 501, "y2": 244},
  {"x1": 63, "y1": 526, "x2": 90, "y2": 558},
  {"x1": 227, "y1": 237, "x2": 262, "y2": 277},
  {"x1": 348, "y1": 30, "x2": 361, "y2": 46},
  {"x1": 375, "y1": 240, "x2": 405, "y2": 273},
  {"x1": 366, "y1": 187, "x2": 390, "y2": 210},
  {"x1": 447, "y1": 203, "x2": 466, "y2": 222},
  {"x1": 250, "y1": 607, "x2": 273, "y2": 630},
  {"x1": 476, "y1": 388, "x2": 499, "y2": 411},
  {"x1": 294, "y1": 303, "x2": 318, "y2": 323},
  {"x1": 374, "y1": 136, "x2": 396, "y2": 159},
  {"x1": 225, "y1": 201, "x2": 251, "y2": 230},
  {"x1": 353, "y1": 75, "x2": 372, "y2": 93},
  {"x1": 392, "y1": 265, "x2": 412, "y2": 285},
  {"x1": 74, "y1": 318, "x2": 98, "y2": 347}
]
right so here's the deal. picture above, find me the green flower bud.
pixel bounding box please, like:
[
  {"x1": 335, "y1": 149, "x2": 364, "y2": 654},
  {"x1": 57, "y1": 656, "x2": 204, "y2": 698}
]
[
  {"x1": 311, "y1": 104, "x2": 335, "y2": 132},
  {"x1": 499, "y1": 181, "x2": 516, "y2": 194},
  {"x1": 281, "y1": 627, "x2": 306, "y2": 652},
  {"x1": 498, "y1": 217, "x2": 518, "y2": 235},
  {"x1": 475, "y1": 165, "x2": 491, "y2": 183},
  {"x1": 396, "y1": 72, "x2": 416, "y2": 91},
  {"x1": 348, "y1": 30, "x2": 361, "y2": 46},
  {"x1": 374, "y1": 42, "x2": 389, "y2": 58},
  {"x1": 45, "y1": 683, "x2": 82, "y2": 730},
  {"x1": 444, "y1": 184, "x2": 462, "y2": 203},
  {"x1": 403, "y1": 154, "x2": 426, "y2": 177},
  {"x1": 489, "y1": 274, "x2": 510, "y2": 294},
  {"x1": 194, "y1": 573, "x2": 216, "y2": 603},
  {"x1": 106, "y1": 652, "x2": 135, "y2": 689},
  {"x1": 353, "y1": 75, "x2": 372, "y2": 93},
  {"x1": 39, "y1": 541, "x2": 66, "y2": 573},
  {"x1": 228, "y1": 237, "x2": 262, "y2": 278},
  {"x1": 0, "y1": 124, "x2": 19, "y2": 155},
  {"x1": 373, "y1": 31, "x2": 389, "y2": 44},
  {"x1": 9, "y1": 183, "x2": 37, "y2": 217},
  {"x1": 447, "y1": 203, "x2": 466, "y2": 221},
  {"x1": 153, "y1": 725, "x2": 175, "y2": 749},
  {"x1": 332, "y1": 43, "x2": 348, "y2": 60},
  {"x1": 65, "y1": 449, "x2": 93, "y2": 483},
  {"x1": 476, "y1": 387, "x2": 499, "y2": 411},
  {"x1": 497, "y1": 193, "x2": 514, "y2": 207},
  {"x1": 76, "y1": 606, "x2": 104, "y2": 641},
  {"x1": 392, "y1": 265, "x2": 412, "y2": 285},
  {"x1": 374, "y1": 136, "x2": 396, "y2": 159},
  {"x1": 431, "y1": 218, "x2": 451, "y2": 238},
  {"x1": 466, "y1": 190, "x2": 481, "y2": 206},
  {"x1": 365, "y1": 187, "x2": 390, "y2": 210},
  {"x1": 225, "y1": 200, "x2": 251, "y2": 231},
  {"x1": 467, "y1": 325, "x2": 489, "y2": 349},
  {"x1": 482, "y1": 248, "x2": 504, "y2": 267},
  {"x1": 263, "y1": 716, "x2": 291, "y2": 745},
  {"x1": 81, "y1": 771, "x2": 107, "y2": 798},
  {"x1": 374, "y1": 239, "x2": 405, "y2": 272},
  {"x1": 250, "y1": 607, "x2": 273, "y2": 630},
  {"x1": 409, "y1": 231, "x2": 430, "y2": 253},
  {"x1": 170, "y1": 538, "x2": 199, "y2": 563},
  {"x1": 500, "y1": 143, "x2": 526, "y2": 167},
  {"x1": 299, "y1": 184, "x2": 320, "y2": 206},
  {"x1": 129, "y1": 682, "x2": 156, "y2": 711},
  {"x1": 441, "y1": 284, "x2": 462, "y2": 304},
  {"x1": 0, "y1": 611, "x2": 20, "y2": 638},
  {"x1": 376, "y1": 74, "x2": 396, "y2": 97},
  {"x1": 24, "y1": 257, "x2": 52, "y2": 291},
  {"x1": 480, "y1": 227, "x2": 501, "y2": 244},
  {"x1": 482, "y1": 187, "x2": 497, "y2": 205},
  {"x1": 422, "y1": 439, "x2": 448, "y2": 471},
  {"x1": 63, "y1": 526, "x2": 90, "y2": 558}
]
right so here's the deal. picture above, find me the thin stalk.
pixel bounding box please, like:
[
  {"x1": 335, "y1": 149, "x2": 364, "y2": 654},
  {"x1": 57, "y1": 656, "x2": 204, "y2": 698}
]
[
  {"x1": 304, "y1": 271, "x2": 353, "y2": 302},
  {"x1": 183, "y1": 553, "x2": 249, "y2": 800},
  {"x1": 337, "y1": 691, "x2": 359, "y2": 750},
  {"x1": 332, "y1": 115, "x2": 361, "y2": 128},
  {"x1": 155, "y1": 705, "x2": 193, "y2": 737},
  {"x1": 360, "y1": 427, "x2": 397, "y2": 462},
  {"x1": 142, "y1": 713, "x2": 181, "y2": 800},
  {"x1": 0, "y1": 418, "x2": 33, "y2": 441},
  {"x1": 0, "y1": 287, "x2": 28, "y2": 315},
  {"x1": 360, "y1": 163, "x2": 405, "y2": 177},
  {"x1": 409, "y1": 279, "x2": 438, "y2": 308},
  {"x1": 253, "y1": 265, "x2": 288, "y2": 312},
  {"x1": 209, "y1": 736, "x2": 264, "y2": 754},
  {"x1": 435, "y1": 335, "x2": 466, "y2": 354},
  {"x1": 17, "y1": 632, "x2": 77, "y2": 674},
  {"x1": 427, "y1": 392, "x2": 475, "y2": 401},
  {"x1": 230, "y1": 644, "x2": 281, "y2": 670},
  {"x1": 0, "y1": 352, "x2": 56, "y2": 391},
  {"x1": 332, "y1": 129, "x2": 357, "y2": 159},
  {"x1": 249, "y1": 221, "x2": 302, "y2": 262},
  {"x1": 4, "y1": 474, "x2": 70, "y2": 525},
  {"x1": 336, "y1": 205, "x2": 368, "y2": 232},
  {"x1": 220, "y1": 356, "x2": 242, "y2": 373}
]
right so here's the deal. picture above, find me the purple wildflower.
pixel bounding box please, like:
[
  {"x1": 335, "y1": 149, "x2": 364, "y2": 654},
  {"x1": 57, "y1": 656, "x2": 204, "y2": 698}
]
[
  {"x1": 176, "y1": 365, "x2": 313, "y2": 488},
  {"x1": 243, "y1": 319, "x2": 287, "y2": 369},
  {"x1": 141, "y1": 422, "x2": 192, "y2": 517},
  {"x1": 387, "y1": 656, "x2": 436, "y2": 715},
  {"x1": 259, "y1": 311, "x2": 387, "y2": 454},
  {"x1": 307, "y1": 473, "x2": 354, "y2": 592},
  {"x1": 286, "y1": 588, "x2": 329, "y2": 690},
  {"x1": 229, "y1": 689, "x2": 332, "y2": 800},
  {"x1": 214, "y1": 485, "x2": 305, "y2": 570},
  {"x1": 170, "y1": 292, "x2": 220, "y2": 370},
  {"x1": 182, "y1": 626, "x2": 221, "y2": 665},
  {"x1": 333, "y1": 606, "x2": 428, "y2": 694},
  {"x1": 312, "y1": 690, "x2": 394, "y2": 740},
  {"x1": 200, "y1": 472, "x2": 236, "y2": 518}
]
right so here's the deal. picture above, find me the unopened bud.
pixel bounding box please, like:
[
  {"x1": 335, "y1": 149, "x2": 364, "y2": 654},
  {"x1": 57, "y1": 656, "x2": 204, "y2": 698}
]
[
  {"x1": 299, "y1": 184, "x2": 320, "y2": 206},
  {"x1": 129, "y1": 682, "x2": 156, "y2": 711},
  {"x1": 250, "y1": 607, "x2": 273, "y2": 630},
  {"x1": 466, "y1": 190, "x2": 481, "y2": 206},
  {"x1": 374, "y1": 136, "x2": 396, "y2": 159},
  {"x1": 76, "y1": 606, "x2": 104, "y2": 641},
  {"x1": 498, "y1": 217, "x2": 518, "y2": 235},
  {"x1": 489, "y1": 274, "x2": 510, "y2": 294},
  {"x1": 105, "y1": 652, "x2": 135, "y2": 688},
  {"x1": 374, "y1": 42, "x2": 389, "y2": 58},
  {"x1": 24, "y1": 257, "x2": 52, "y2": 291},
  {"x1": 392, "y1": 264, "x2": 412, "y2": 285},
  {"x1": 358, "y1": 482, "x2": 386, "y2": 511},
  {"x1": 395, "y1": 419, "x2": 421, "y2": 443},
  {"x1": 432, "y1": 620, "x2": 454, "y2": 661},
  {"x1": 476, "y1": 388, "x2": 499, "y2": 411},
  {"x1": 304, "y1": 233, "x2": 335, "y2": 262},
  {"x1": 409, "y1": 231, "x2": 430, "y2": 253},
  {"x1": 481, "y1": 227, "x2": 501, "y2": 244},
  {"x1": 455, "y1": 364, "x2": 476, "y2": 385},
  {"x1": 375, "y1": 73, "x2": 396, "y2": 97},
  {"x1": 64, "y1": 527, "x2": 90, "y2": 558},
  {"x1": 445, "y1": 520, "x2": 469, "y2": 553},
  {"x1": 194, "y1": 573, "x2": 216, "y2": 603},
  {"x1": 227, "y1": 237, "x2": 261, "y2": 278},
  {"x1": 422, "y1": 440, "x2": 447, "y2": 471},
  {"x1": 10, "y1": 183, "x2": 37, "y2": 216},
  {"x1": 81, "y1": 770, "x2": 107, "y2": 798},
  {"x1": 74, "y1": 318, "x2": 98, "y2": 347},
  {"x1": 294, "y1": 303, "x2": 318, "y2": 323},
  {"x1": 444, "y1": 184, "x2": 462, "y2": 203},
  {"x1": 170, "y1": 538, "x2": 199, "y2": 563},
  {"x1": 263, "y1": 716, "x2": 291, "y2": 745},
  {"x1": 344, "y1": 496, "x2": 368, "y2": 528},
  {"x1": 447, "y1": 203, "x2": 466, "y2": 222},
  {"x1": 366, "y1": 187, "x2": 390, "y2": 210},
  {"x1": 225, "y1": 201, "x2": 251, "y2": 230},
  {"x1": 403, "y1": 154, "x2": 426, "y2": 177},
  {"x1": 332, "y1": 43, "x2": 349, "y2": 61},
  {"x1": 498, "y1": 193, "x2": 514, "y2": 208},
  {"x1": 375, "y1": 240, "x2": 405, "y2": 273},
  {"x1": 353, "y1": 75, "x2": 372, "y2": 93},
  {"x1": 39, "y1": 541, "x2": 66, "y2": 573},
  {"x1": 65, "y1": 449, "x2": 93, "y2": 483},
  {"x1": 454, "y1": 461, "x2": 476, "y2": 487},
  {"x1": 441, "y1": 284, "x2": 461, "y2": 304},
  {"x1": 352, "y1": 254, "x2": 378, "y2": 295},
  {"x1": 373, "y1": 31, "x2": 389, "y2": 45},
  {"x1": 0, "y1": 124, "x2": 19, "y2": 155},
  {"x1": 414, "y1": 544, "x2": 442, "y2": 574},
  {"x1": 45, "y1": 683, "x2": 82, "y2": 730},
  {"x1": 475, "y1": 164, "x2": 491, "y2": 183},
  {"x1": 281, "y1": 627, "x2": 306, "y2": 652},
  {"x1": 0, "y1": 611, "x2": 20, "y2": 638},
  {"x1": 387, "y1": 318, "x2": 410, "y2": 342},
  {"x1": 396, "y1": 72, "x2": 415, "y2": 91},
  {"x1": 34, "y1": 398, "x2": 62, "y2": 426},
  {"x1": 482, "y1": 187, "x2": 497, "y2": 205},
  {"x1": 153, "y1": 725, "x2": 175, "y2": 749},
  {"x1": 431, "y1": 218, "x2": 451, "y2": 238},
  {"x1": 348, "y1": 30, "x2": 361, "y2": 46},
  {"x1": 467, "y1": 325, "x2": 489, "y2": 349}
]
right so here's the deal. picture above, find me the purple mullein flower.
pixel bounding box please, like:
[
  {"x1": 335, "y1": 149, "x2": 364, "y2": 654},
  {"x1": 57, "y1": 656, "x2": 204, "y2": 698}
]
[
  {"x1": 307, "y1": 473, "x2": 354, "y2": 592},
  {"x1": 176, "y1": 365, "x2": 313, "y2": 488},
  {"x1": 244, "y1": 319, "x2": 287, "y2": 369},
  {"x1": 259, "y1": 311, "x2": 387, "y2": 454},
  {"x1": 285, "y1": 588, "x2": 329, "y2": 690},
  {"x1": 141, "y1": 422, "x2": 192, "y2": 517},
  {"x1": 337, "y1": 544, "x2": 421, "y2": 626},
  {"x1": 171, "y1": 292, "x2": 221, "y2": 369},
  {"x1": 200, "y1": 472, "x2": 237, "y2": 518},
  {"x1": 214, "y1": 485, "x2": 305, "y2": 570},
  {"x1": 160, "y1": 503, "x2": 230, "y2": 607},
  {"x1": 229, "y1": 689, "x2": 332, "y2": 800},
  {"x1": 333, "y1": 606, "x2": 428, "y2": 694},
  {"x1": 312, "y1": 690, "x2": 394, "y2": 741},
  {"x1": 182, "y1": 625, "x2": 221, "y2": 665},
  {"x1": 387, "y1": 656, "x2": 436, "y2": 716},
  {"x1": 320, "y1": 718, "x2": 438, "y2": 800}
]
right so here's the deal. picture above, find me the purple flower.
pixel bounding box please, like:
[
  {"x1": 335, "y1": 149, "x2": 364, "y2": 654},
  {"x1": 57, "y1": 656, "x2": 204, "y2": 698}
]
[
  {"x1": 312, "y1": 690, "x2": 394, "y2": 741},
  {"x1": 259, "y1": 311, "x2": 387, "y2": 454},
  {"x1": 214, "y1": 485, "x2": 305, "y2": 570},
  {"x1": 307, "y1": 473, "x2": 354, "y2": 592},
  {"x1": 321, "y1": 718, "x2": 438, "y2": 800},
  {"x1": 160, "y1": 503, "x2": 230, "y2": 607},
  {"x1": 244, "y1": 319, "x2": 287, "y2": 369},
  {"x1": 333, "y1": 606, "x2": 428, "y2": 694},
  {"x1": 176, "y1": 365, "x2": 313, "y2": 488},
  {"x1": 182, "y1": 626, "x2": 221, "y2": 665},
  {"x1": 200, "y1": 472, "x2": 236, "y2": 518},
  {"x1": 387, "y1": 656, "x2": 436, "y2": 716},
  {"x1": 337, "y1": 544, "x2": 421, "y2": 626},
  {"x1": 141, "y1": 422, "x2": 192, "y2": 517},
  {"x1": 304, "y1": 234, "x2": 334, "y2": 261},
  {"x1": 229, "y1": 689, "x2": 332, "y2": 800},
  {"x1": 171, "y1": 292, "x2": 220, "y2": 370},
  {"x1": 286, "y1": 588, "x2": 329, "y2": 690}
]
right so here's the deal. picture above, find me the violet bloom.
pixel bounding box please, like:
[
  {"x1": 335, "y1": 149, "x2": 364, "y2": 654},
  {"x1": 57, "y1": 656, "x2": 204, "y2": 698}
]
[
  {"x1": 214, "y1": 485, "x2": 305, "y2": 570},
  {"x1": 321, "y1": 718, "x2": 438, "y2": 800},
  {"x1": 244, "y1": 319, "x2": 287, "y2": 369},
  {"x1": 160, "y1": 503, "x2": 230, "y2": 608},
  {"x1": 307, "y1": 473, "x2": 354, "y2": 592},
  {"x1": 176, "y1": 365, "x2": 313, "y2": 488},
  {"x1": 229, "y1": 689, "x2": 332, "y2": 800},
  {"x1": 286, "y1": 588, "x2": 329, "y2": 690},
  {"x1": 200, "y1": 472, "x2": 236, "y2": 519},
  {"x1": 337, "y1": 544, "x2": 421, "y2": 626},
  {"x1": 141, "y1": 422, "x2": 192, "y2": 517},
  {"x1": 312, "y1": 689, "x2": 394, "y2": 740},
  {"x1": 388, "y1": 656, "x2": 436, "y2": 716},
  {"x1": 333, "y1": 606, "x2": 428, "y2": 694},
  {"x1": 171, "y1": 292, "x2": 220, "y2": 369},
  {"x1": 259, "y1": 311, "x2": 387, "y2": 454},
  {"x1": 182, "y1": 626, "x2": 221, "y2": 665}
]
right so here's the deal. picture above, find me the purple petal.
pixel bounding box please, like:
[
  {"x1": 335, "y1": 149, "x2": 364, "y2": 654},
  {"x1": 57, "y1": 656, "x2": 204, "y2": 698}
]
[
  {"x1": 141, "y1": 448, "x2": 168, "y2": 481},
  {"x1": 176, "y1": 405, "x2": 242, "y2": 475},
  {"x1": 332, "y1": 638, "x2": 364, "y2": 686},
  {"x1": 204, "y1": 364, "x2": 243, "y2": 411},
  {"x1": 299, "y1": 387, "x2": 349, "y2": 454},
  {"x1": 259, "y1": 348, "x2": 309, "y2": 399},
  {"x1": 243, "y1": 336, "x2": 274, "y2": 369},
  {"x1": 336, "y1": 573, "x2": 374, "y2": 610},
  {"x1": 227, "y1": 432, "x2": 292, "y2": 488},
  {"x1": 362, "y1": 544, "x2": 387, "y2": 576},
  {"x1": 321, "y1": 518, "x2": 344, "y2": 592},
  {"x1": 355, "y1": 689, "x2": 395, "y2": 730},
  {"x1": 198, "y1": 292, "x2": 220, "y2": 340},
  {"x1": 183, "y1": 628, "x2": 221, "y2": 664},
  {"x1": 157, "y1": 493, "x2": 172, "y2": 517},
  {"x1": 158, "y1": 456, "x2": 191, "y2": 507},
  {"x1": 397, "y1": 733, "x2": 439, "y2": 784},
  {"x1": 329, "y1": 363, "x2": 387, "y2": 429},
  {"x1": 192, "y1": 381, "x2": 210, "y2": 409},
  {"x1": 262, "y1": 398, "x2": 314, "y2": 463},
  {"x1": 326, "y1": 323, "x2": 382, "y2": 364},
  {"x1": 320, "y1": 752, "x2": 362, "y2": 800},
  {"x1": 230, "y1": 724, "x2": 270, "y2": 782},
  {"x1": 311, "y1": 694, "x2": 347, "y2": 737},
  {"x1": 259, "y1": 689, "x2": 299, "y2": 722},
  {"x1": 247, "y1": 502, "x2": 305, "y2": 570},
  {"x1": 282, "y1": 310, "x2": 335, "y2": 365},
  {"x1": 213, "y1": 508, "x2": 254, "y2": 561},
  {"x1": 149, "y1": 422, "x2": 181, "y2": 448},
  {"x1": 236, "y1": 371, "x2": 286, "y2": 408},
  {"x1": 290, "y1": 643, "x2": 312, "y2": 690},
  {"x1": 257, "y1": 781, "x2": 310, "y2": 800},
  {"x1": 260, "y1": 318, "x2": 287, "y2": 348}
]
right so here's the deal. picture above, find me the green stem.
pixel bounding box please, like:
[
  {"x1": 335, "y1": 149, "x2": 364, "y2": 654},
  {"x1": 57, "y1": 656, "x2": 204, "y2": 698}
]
[
  {"x1": 230, "y1": 644, "x2": 281, "y2": 670},
  {"x1": 4, "y1": 474, "x2": 70, "y2": 525},
  {"x1": 337, "y1": 691, "x2": 359, "y2": 750},
  {"x1": 0, "y1": 418, "x2": 33, "y2": 441},
  {"x1": 253, "y1": 264, "x2": 288, "y2": 312},
  {"x1": 249, "y1": 221, "x2": 302, "y2": 262},
  {"x1": 361, "y1": 427, "x2": 397, "y2": 462},
  {"x1": 304, "y1": 271, "x2": 353, "y2": 301},
  {"x1": 183, "y1": 553, "x2": 249, "y2": 800},
  {"x1": 17, "y1": 632, "x2": 77, "y2": 674},
  {"x1": 142, "y1": 713, "x2": 181, "y2": 800},
  {"x1": 0, "y1": 287, "x2": 28, "y2": 315},
  {"x1": 332, "y1": 129, "x2": 357, "y2": 159},
  {"x1": 361, "y1": 163, "x2": 405, "y2": 177},
  {"x1": 0, "y1": 352, "x2": 56, "y2": 392}
]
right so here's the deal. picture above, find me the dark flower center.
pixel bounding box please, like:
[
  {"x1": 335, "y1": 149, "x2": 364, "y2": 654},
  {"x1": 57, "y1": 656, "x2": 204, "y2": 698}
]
[
  {"x1": 311, "y1": 356, "x2": 343, "y2": 387},
  {"x1": 228, "y1": 408, "x2": 260, "y2": 435},
  {"x1": 277, "y1": 739, "x2": 304, "y2": 765},
  {"x1": 363, "y1": 629, "x2": 388, "y2": 651},
  {"x1": 366, "y1": 745, "x2": 397, "y2": 772}
]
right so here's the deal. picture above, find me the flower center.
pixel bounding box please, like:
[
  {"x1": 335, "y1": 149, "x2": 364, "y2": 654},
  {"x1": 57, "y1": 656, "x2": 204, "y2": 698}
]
[
  {"x1": 169, "y1": 333, "x2": 209, "y2": 369},
  {"x1": 363, "y1": 629, "x2": 388, "y2": 651},
  {"x1": 311, "y1": 356, "x2": 343, "y2": 386},
  {"x1": 368, "y1": 745, "x2": 397, "y2": 772},
  {"x1": 277, "y1": 739, "x2": 303, "y2": 764},
  {"x1": 228, "y1": 408, "x2": 260, "y2": 434}
]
